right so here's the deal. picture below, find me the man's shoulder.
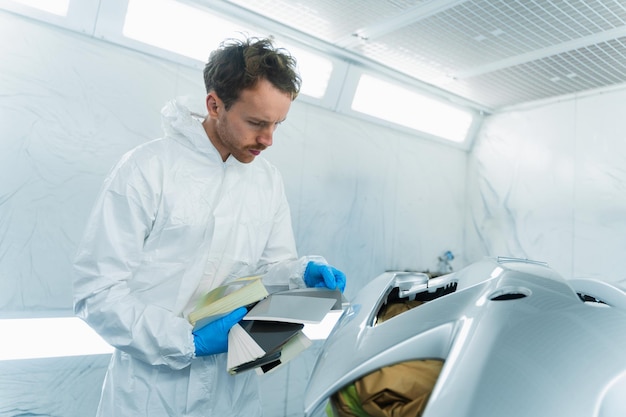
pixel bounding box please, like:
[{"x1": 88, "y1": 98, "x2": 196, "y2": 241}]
[
  {"x1": 109, "y1": 137, "x2": 180, "y2": 178},
  {"x1": 122, "y1": 137, "x2": 190, "y2": 164},
  {"x1": 129, "y1": 137, "x2": 172, "y2": 154}
]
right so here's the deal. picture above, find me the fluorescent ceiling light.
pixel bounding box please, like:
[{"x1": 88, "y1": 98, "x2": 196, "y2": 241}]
[
  {"x1": 10, "y1": 0, "x2": 69, "y2": 16},
  {"x1": 281, "y1": 44, "x2": 333, "y2": 99},
  {"x1": 352, "y1": 74, "x2": 473, "y2": 143},
  {"x1": 124, "y1": 0, "x2": 260, "y2": 62},
  {"x1": 0, "y1": 317, "x2": 113, "y2": 360},
  {"x1": 124, "y1": 0, "x2": 330, "y2": 99}
]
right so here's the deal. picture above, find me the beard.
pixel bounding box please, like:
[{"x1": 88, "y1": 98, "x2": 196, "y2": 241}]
[{"x1": 214, "y1": 116, "x2": 256, "y2": 164}]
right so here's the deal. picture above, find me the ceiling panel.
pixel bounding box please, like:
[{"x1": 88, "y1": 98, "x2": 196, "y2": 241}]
[
  {"x1": 219, "y1": 0, "x2": 626, "y2": 111},
  {"x1": 226, "y1": 0, "x2": 425, "y2": 42}
]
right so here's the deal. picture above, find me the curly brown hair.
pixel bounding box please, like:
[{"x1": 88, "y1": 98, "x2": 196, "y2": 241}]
[{"x1": 203, "y1": 37, "x2": 301, "y2": 110}]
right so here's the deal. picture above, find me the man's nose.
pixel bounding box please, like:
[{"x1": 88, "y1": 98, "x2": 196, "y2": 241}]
[{"x1": 257, "y1": 127, "x2": 274, "y2": 147}]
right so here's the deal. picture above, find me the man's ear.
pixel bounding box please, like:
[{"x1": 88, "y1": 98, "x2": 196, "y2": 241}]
[{"x1": 205, "y1": 92, "x2": 221, "y2": 117}]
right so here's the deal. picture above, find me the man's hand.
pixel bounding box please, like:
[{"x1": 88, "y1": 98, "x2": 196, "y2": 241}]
[
  {"x1": 192, "y1": 307, "x2": 247, "y2": 356},
  {"x1": 304, "y1": 261, "x2": 346, "y2": 292}
]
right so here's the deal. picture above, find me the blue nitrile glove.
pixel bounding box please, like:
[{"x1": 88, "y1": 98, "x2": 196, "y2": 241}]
[
  {"x1": 304, "y1": 261, "x2": 346, "y2": 293},
  {"x1": 192, "y1": 307, "x2": 247, "y2": 356}
]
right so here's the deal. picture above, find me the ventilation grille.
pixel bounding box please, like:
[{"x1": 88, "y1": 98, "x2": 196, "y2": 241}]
[{"x1": 223, "y1": 0, "x2": 626, "y2": 109}]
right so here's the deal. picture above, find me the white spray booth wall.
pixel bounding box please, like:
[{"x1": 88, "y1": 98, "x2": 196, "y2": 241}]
[
  {"x1": 3, "y1": 8, "x2": 626, "y2": 417},
  {"x1": 466, "y1": 88, "x2": 626, "y2": 285}
]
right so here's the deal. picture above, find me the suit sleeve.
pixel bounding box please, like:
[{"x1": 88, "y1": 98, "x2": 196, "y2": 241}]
[{"x1": 73, "y1": 153, "x2": 195, "y2": 369}]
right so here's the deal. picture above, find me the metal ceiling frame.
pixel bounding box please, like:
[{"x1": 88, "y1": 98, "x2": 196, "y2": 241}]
[
  {"x1": 336, "y1": 0, "x2": 468, "y2": 47},
  {"x1": 214, "y1": 0, "x2": 626, "y2": 112},
  {"x1": 191, "y1": 0, "x2": 493, "y2": 114},
  {"x1": 455, "y1": 25, "x2": 626, "y2": 79}
]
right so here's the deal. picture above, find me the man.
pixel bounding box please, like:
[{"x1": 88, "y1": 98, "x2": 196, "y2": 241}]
[{"x1": 73, "y1": 37, "x2": 346, "y2": 417}]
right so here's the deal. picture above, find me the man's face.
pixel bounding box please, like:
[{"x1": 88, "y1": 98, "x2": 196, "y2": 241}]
[{"x1": 207, "y1": 78, "x2": 292, "y2": 163}]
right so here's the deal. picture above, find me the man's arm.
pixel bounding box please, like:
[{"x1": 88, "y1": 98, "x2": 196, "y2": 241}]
[{"x1": 73, "y1": 156, "x2": 195, "y2": 369}]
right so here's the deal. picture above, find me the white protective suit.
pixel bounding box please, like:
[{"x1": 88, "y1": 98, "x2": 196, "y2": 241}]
[{"x1": 73, "y1": 100, "x2": 323, "y2": 416}]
